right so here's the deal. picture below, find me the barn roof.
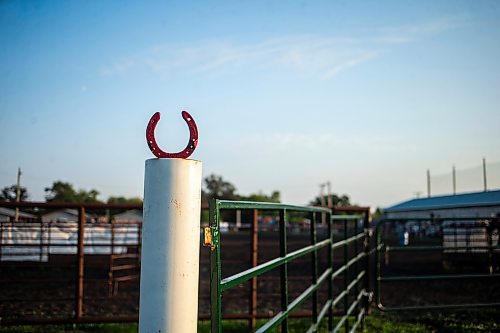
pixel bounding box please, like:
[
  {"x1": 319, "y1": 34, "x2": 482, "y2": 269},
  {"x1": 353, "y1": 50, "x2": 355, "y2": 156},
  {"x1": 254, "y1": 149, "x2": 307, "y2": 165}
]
[
  {"x1": 0, "y1": 207, "x2": 37, "y2": 219},
  {"x1": 113, "y1": 209, "x2": 143, "y2": 222},
  {"x1": 385, "y1": 189, "x2": 500, "y2": 212}
]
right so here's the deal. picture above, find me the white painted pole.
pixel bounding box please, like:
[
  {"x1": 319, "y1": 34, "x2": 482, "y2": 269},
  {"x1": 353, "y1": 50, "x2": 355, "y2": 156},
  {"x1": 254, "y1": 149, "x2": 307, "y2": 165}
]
[
  {"x1": 427, "y1": 169, "x2": 431, "y2": 198},
  {"x1": 139, "y1": 158, "x2": 202, "y2": 333},
  {"x1": 326, "y1": 181, "x2": 332, "y2": 207},
  {"x1": 483, "y1": 157, "x2": 487, "y2": 191}
]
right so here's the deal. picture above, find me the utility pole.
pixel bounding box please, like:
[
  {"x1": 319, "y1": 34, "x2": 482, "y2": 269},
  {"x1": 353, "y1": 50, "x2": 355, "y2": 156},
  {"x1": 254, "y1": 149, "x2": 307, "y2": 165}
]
[
  {"x1": 15, "y1": 167, "x2": 22, "y2": 222},
  {"x1": 483, "y1": 157, "x2": 487, "y2": 192},
  {"x1": 326, "y1": 181, "x2": 332, "y2": 207},
  {"x1": 452, "y1": 165, "x2": 456, "y2": 195},
  {"x1": 319, "y1": 183, "x2": 326, "y2": 206},
  {"x1": 426, "y1": 169, "x2": 431, "y2": 198},
  {"x1": 318, "y1": 182, "x2": 328, "y2": 225}
]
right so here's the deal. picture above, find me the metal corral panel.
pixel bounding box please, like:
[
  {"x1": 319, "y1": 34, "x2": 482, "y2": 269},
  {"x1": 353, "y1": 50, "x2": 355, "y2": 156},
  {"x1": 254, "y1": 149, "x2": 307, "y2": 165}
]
[{"x1": 442, "y1": 220, "x2": 499, "y2": 253}]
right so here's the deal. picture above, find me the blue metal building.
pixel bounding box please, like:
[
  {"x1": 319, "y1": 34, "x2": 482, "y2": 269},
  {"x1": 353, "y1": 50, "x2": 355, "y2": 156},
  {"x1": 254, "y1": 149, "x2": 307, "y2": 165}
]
[{"x1": 384, "y1": 189, "x2": 500, "y2": 219}]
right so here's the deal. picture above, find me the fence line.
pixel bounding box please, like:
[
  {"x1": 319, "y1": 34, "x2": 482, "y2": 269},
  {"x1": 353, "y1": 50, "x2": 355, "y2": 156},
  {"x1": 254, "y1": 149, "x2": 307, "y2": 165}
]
[
  {"x1": 0, "y1": 202, "x2": 142, "y2": 325},
  {"x1": 208, "y1": 200, "x2": 370, "y2": 333},
  {"x1": 375, "y1": 216, "x2": 500, "y2": 311}
]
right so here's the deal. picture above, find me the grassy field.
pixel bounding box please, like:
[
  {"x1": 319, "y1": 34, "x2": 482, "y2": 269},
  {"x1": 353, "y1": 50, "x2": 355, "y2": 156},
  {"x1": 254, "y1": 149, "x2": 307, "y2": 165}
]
[{"x1": 1, "y1": 309, "x2": 499, "y2": 333}]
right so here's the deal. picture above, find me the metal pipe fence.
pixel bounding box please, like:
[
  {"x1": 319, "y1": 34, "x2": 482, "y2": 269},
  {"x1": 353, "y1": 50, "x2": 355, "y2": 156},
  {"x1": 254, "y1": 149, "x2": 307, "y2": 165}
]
[
  {"x1": 0, "y1": 202, "x2": 143, "y2": 325},
  {"x1": 375, "y1": 216, "x2": 500, "y2": 311},
  {"x1": 207, "y1": 200, "x2": 370, "y2": 333},
  {"x1": 4, "y1": 201, "x2": 500, "y2": 329},
  {"x1": 1, "y1": 201, "x2": 371, "y2": 329}
]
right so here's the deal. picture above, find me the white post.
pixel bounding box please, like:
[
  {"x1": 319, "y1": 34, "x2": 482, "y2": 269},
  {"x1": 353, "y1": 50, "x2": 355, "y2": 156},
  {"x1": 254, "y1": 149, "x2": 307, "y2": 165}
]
[
  {"x1": 483, "y1": 157, "x2": 487, "y2": 192},
  {"x1": 236, "y1": 209, "x2": 242, "y2": 229},
  {"x1": 326, "y1": 181, "x2": 332, "y2": 207},
  {"x1": 427, "y1": 169, "x2": 431, "y2": 198},
  {"x1": 452, "y1": 165, "x2": 456, "y2": 195},
  {"x1": 139, "y1": 158, "x2": 202, "y2": 333}
]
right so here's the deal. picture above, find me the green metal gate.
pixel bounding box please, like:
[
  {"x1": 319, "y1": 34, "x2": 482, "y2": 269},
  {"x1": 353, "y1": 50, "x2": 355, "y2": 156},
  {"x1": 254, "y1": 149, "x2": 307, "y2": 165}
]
[
  {"x1": 206, "y1": 200, "x2": 370, "y2": 332},
  {"x1": 374, "y1": 217, "x2": 500, "y2": 311}
]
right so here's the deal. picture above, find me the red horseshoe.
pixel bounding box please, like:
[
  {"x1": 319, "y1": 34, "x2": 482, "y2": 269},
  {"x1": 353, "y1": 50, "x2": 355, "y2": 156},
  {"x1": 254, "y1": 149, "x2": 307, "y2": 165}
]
[{"x1": 146, "y1": 111, "x2": 198, "y2": 159}]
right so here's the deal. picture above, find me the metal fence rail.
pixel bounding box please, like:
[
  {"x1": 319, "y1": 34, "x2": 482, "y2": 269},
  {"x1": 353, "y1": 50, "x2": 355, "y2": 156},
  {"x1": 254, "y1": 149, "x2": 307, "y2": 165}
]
[
  {"x1": 0, "y1": 202, "x2": 142, "y2": 325},
  {"x1": 208, "y1": 200, "x2": 370, "y2": 333},
  {"x1": 375, "y1": 217, "x2": 500, "y2": 311},
  {"x1": 331, "y1": 215, "x2": 368, "y2": 333}
]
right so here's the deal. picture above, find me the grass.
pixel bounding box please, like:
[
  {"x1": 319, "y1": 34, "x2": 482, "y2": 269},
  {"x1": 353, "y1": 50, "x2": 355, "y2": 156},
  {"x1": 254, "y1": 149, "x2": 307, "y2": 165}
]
[
  {"x1": 393, "y1": 309, "x2": 500, "y2": 333},
  {"x1": 1, "y1": 309, "x2": 499, "y2": 332},
  {"x1": 196, "y1": 314, "x2": 429, "y2": 333},
  {"x1": 0, "y1": 323, "x2": 137, "y2": 333}
]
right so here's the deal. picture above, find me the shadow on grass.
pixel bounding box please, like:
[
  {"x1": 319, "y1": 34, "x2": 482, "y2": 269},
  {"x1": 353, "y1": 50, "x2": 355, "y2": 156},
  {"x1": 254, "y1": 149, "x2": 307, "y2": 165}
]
[{"x1": 1, "y1": 309, "x2": 499, "y2": 333}]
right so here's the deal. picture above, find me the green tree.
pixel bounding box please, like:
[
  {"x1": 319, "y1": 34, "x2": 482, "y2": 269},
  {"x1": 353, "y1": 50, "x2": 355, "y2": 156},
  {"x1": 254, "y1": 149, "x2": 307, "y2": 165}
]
[
  {"x1": 200, "y1": 173, "x2": 282, "y2": 206},
  {"x1": 45, "y1": 181, "x2": 101, "y2": 203},
  {"x1": 107, "y1": 196, "x2": 143, "y2": 205},
  {"x1": 240, "y1": 190, "x2": 281, "y2": 203},
  {"x1": 310, "y1": 193, "x2": 351, "y2": 207},
  {"x1": 0, "y1": 185, "x2": 29, "y2": 202},
  {"x1": 202, "y1": 174, "x2": 238, "y2": 203},
  {"x1": 371, "y1": 207, "x2": 383, "y2": 219}
]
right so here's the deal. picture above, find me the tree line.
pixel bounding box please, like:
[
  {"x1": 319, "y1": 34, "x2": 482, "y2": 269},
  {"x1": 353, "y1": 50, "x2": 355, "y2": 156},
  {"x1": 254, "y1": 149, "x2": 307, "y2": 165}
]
[
  {"x1": 1, "y1": 174, "x2": 351, "y2": 207},
  {"x1": 0, "y1": 181, "x2": 142, "y2": 205}
]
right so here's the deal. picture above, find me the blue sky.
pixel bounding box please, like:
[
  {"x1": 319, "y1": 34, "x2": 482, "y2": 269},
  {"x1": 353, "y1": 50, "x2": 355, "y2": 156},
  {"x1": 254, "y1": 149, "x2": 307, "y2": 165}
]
[{"x1": 1, "y1": 1, "x2": 499, "y2": 207}]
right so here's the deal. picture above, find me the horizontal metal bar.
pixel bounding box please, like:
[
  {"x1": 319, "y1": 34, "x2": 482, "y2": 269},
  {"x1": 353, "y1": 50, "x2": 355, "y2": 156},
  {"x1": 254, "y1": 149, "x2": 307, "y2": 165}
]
[
  {"x1": 110, "y1": 254, "x2": 140, "y2": 259},
  {"x1": 347, "y1": 271, "x2": 365, "y2": 291},
  {"x1": 0, "y1": 315, "x2": 139, "y2": 326},
  {"x1": 0, "y1": 279, "x2": 74, "y2": 285},
  {"x1": 349, "y1": 308, "x2": 366, "y2": 333},
  {"x1": 199, "y1": 310, "x2": 350, "y2": 322},
  {"x1": 317, "y1": 299, "x2": 332, "y2": 326},
  {"x1": 331, "y1": 215, "x2": 363, "y2": 220},
  {"x1": 332, "y1": 206, "x2": 370, "y2": 213},
  {"x1": 331, "y1": 266, "x2": 346, "y2": 281},
  {"x1": 332, "y1": 290, "x2": 365, "y2": 333},
  {"x1": 110, "y1": 264, "x2": 137, "y2": 271},
  {"x1": 0, "y1": 297, "x2": 77, "y2": 302},
  {"x1": 331, "y1": 271, "x2": 365, "y2": 309},
  {"x1": 332, "y1": 313, "x2": 347, "y2": 333},
  {"x1": 379, "y1": 302, "x2": 500, "y2": 312},
  {"x1": 1, "y1": 311, "x2": 355, "y2": 326},
  {"x1": 332, "y1": 232, "x2": 365, "y2": 250},
  {"x1": 221, "y1": 239, "x2": 331, "y2": 291},
  {"x1": 378, "y1": 217, "x2": 496, "y2": 222},
  {"x1": 347, "y1": 290, "x2": 365, "y2": 317},
  {"x1": 384, "y1": 245, "x2": 500, "y2": 252},
  {"x1": 256, "y1": 269, "x2": 365, "y2": 333},
  {"x1": 255, "y1": 268, "x2": 332, "y2": 333},
  {"x1": 286, "y1": 267, "x2": 332, "y2": 312},
  {"x1": 305, "y1": 299, "x2": 332, "y2": 333},
  {"x1": 286, "y1": 239, "x2": 331, "y2": 261},
  {"x1": 0, "y1": 201, "x2": 143, "y2": 210},
  {"x1": 379, "y1": 273, "x2": 500, "y2": 282},
  {"x1": 216, "y1": 200, "x2": 331, "y2": 213},
  {"x1": 332, "y1": 290, "x2": 347, "y2": 309},
  {"x1": 331, "y1": 254, "x2": 366, "y2": 282},
  {"x1": 347, "y1": 252, "x2": 366, "y2": 271},
  {"x1": 367, "y1": 247, "x2": 378, "y2": 256},
  {"x1": 0, "y1": 243, "x2": 138, "y2": 248}
]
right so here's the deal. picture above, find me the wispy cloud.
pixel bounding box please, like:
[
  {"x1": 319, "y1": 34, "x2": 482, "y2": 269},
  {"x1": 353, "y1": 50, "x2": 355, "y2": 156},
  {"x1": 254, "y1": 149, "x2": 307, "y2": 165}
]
[
  {"x1": 229, "y1": 132, "x2": 419, "y2": 154},
  {"x1": 396, "y1": 16, "x2": 463, "y2": 35},
  {"x1": 99, "y1": 17, "x2": 461, "y2": 80},
  {"x1": 99, "y1": 58, "x2": 135, "y2": 76},
  {"x1": 321, "y1": 51, "x2": 379, "y2": 79}
]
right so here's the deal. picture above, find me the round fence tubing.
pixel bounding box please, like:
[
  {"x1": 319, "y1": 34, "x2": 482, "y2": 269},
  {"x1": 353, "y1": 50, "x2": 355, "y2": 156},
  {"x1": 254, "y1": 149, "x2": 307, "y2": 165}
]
[{"x1": 139, "y1": 158, "x2": 202, "y2": 333}]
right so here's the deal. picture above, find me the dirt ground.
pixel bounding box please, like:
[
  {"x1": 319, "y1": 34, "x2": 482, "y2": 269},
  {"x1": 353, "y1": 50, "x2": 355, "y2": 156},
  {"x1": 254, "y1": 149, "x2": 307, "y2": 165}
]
[{"x1": 1, "y1": 230, "x2": 499, "y2": 324}]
